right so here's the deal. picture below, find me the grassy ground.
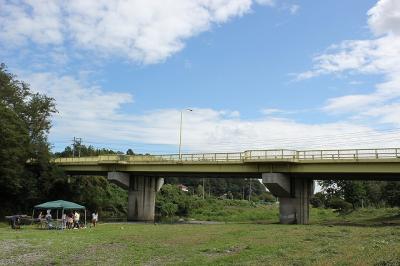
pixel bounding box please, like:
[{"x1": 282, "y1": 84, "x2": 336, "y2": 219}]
[{"x1": 1, "y1": 207, "x2": 399, "y2": 265}]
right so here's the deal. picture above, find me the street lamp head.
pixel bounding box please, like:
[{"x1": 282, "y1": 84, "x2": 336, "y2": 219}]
[{"x1": 186, "y1": 108, "x2": 193, "y2": 112}]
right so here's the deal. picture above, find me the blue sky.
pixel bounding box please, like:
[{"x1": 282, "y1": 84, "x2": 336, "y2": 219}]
[{"x1": 1, "y1": 0, "x2": 400, "y2": 154}]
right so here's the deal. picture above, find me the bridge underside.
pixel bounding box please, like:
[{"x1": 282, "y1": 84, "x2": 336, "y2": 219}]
[
  {"x1": 60, "y1": 160, "x2": 400, "y2": 224},
  {"x1": 61, "y1": 160, "x2": 400, "y2": 180}
]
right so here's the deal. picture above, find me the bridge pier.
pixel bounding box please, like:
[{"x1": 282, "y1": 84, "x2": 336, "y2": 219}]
[
  {"x1": 127, "y1": 176, "x2": 164, "y2": 222},
  {"x1": 108, "y1": 172, "x2": 164, "y2": 222},
  {"x1": 262, "y1": 173, "x2": 314, "y2": 224}
]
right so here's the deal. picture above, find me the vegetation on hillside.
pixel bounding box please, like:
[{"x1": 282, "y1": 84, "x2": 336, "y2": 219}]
[
  {"x1": 312, "y1": 180, "x2": 400, "y2": 214},
  {"x1": 156, "y1": 184, "x2": 276, "y2": 222}
]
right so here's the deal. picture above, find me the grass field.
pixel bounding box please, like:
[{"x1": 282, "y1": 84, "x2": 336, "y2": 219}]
[{"x1": 1, "y1": 207, "x2": 399, "y2": 265}]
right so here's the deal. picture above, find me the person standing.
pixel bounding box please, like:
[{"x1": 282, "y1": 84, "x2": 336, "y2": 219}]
[
  {"x1": 37, "y1": 211, "x2": 43, "y2": 221},
  {"x1": 67, "y1": 212, "x2": 73, "y2": 229},
  {"x1": 73, "y1": 211, "x2": 80, "y2": 229},
  {"x1": 91, "y1": 212, "x2": 98, "y2": 227},
  {"x1": 62, "y1": 213, "x2": 67, "y2": 229},
  {"x1": 45, "y1": 210, "x2": 53, "y2": 229},
  {"x1": 37, "y1": 211, "x2": 44, "y2": 229}
]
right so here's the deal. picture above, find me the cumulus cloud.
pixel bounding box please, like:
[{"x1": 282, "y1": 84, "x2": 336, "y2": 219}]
[
  {"x1": 20, "y1": 71, "x2": 400, "y2": 153},
  {"x1": 368, "y1": 0, "x2": 400, "y2": 36},
  {"x1": 296, "y1": 0, "x2": 400, "y2": 126},
  {"x1": 0, "y1": 0, "x2": 274, "y2": 64}
]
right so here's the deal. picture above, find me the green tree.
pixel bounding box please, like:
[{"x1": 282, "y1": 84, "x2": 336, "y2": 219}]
[
  {"x1": 0, "y1": 104, "x2": 29, "y2": 203},
  {"x1": 126, "y1": 149, "x2": 135, "y2": 155},
  {"x1": 383, "y1": 182, "x2": 400, "y2": 207},
  {"x1": 0, "y1": 64, "x2": 57, "y2": 215}
]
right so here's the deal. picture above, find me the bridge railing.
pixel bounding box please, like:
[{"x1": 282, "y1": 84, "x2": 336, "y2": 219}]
[
  {"x1": 243, "y1": 150, "x2": 297, "y2": 160},
  {"x1": 53, "y1": 148, "x2": 400, "y2": 164},
  {"x1": 297, "y1": 148, "x2": 400, "y2": 160}
]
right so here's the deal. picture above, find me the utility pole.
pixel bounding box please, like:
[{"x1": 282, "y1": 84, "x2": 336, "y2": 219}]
[
  {"x1": 72, "y1": 137, "x2": 75, "y2": 157},
  {"x1": 208, "y1": 178, "x2": 211, "y2": 197},
  {"x1": 242, "y1": 179, "x2": 246, "y2": 200},
  {"x1": 202, "y1": 178, "x2": 205, "y2": 199},
  {"x1": 72, "y1": 137, "x2": 82, "y2": 158},
  {"x1": 248, "y1": 178, "x2": 252, "y2": 201}
]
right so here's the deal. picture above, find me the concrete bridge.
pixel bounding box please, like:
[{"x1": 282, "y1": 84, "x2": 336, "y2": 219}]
[{"x1": 54, "y1": 148, "x2": 400, "y2": 224}]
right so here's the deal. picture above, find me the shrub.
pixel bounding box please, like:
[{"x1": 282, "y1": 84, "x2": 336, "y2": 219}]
[
  {"x1": 326, "y1": 198, "x2": 353, "y2": 214},
  {"x1": 310, "y1": 192, "x2": 326, "y2": 208}
]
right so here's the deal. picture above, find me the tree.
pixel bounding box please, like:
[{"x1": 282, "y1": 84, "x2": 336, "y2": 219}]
[
  {"x1": 383, "y1": 182, "x2": 400, "y2": 207},
  {"x1": 163, "y1": 176, "x2": 267, "y2": 200},
  {"x1": 0, "y1": 104, "x2": 29, "y2": 199},
  {"x1": 318, "y1": 179, "x2": 400, "y2": 209},
  {"x1": 0, "y1": 64, "x2": 57, "y2": 215},
  {"x1": 319, "y1": 180, "x2": 367, "y2": 209},
  {"x1": 55, "y1": 145, "x2": 123, "y2": 157},
  {"x1": 310, "y1": 192, "x2": 326, "y2": 208}
]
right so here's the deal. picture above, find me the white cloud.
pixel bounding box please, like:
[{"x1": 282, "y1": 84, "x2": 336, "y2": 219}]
[
  {"x1": 255, "y1": 0, "x2": 275, "y2": 6},
  {"x1": 20, "y1": 71, "x2": 400, "y2": 153},
  {"x1": 289, "y1": 4, "x2": 299, "y2": 15},
  {"x1": 0, "y1": 0, "x2": 64, "y2": 45},
  {"x1": 368, "y1": 0, "x2": 400, "y2": 36},
  {"x1": 323, "y1": 94, "x2": 381, "y2": 114},
  {"x1": 0, "y1": 0, "x2": 274, "y2": 64},
  {"x1": 261, "y1": 108, "x2": 284, "y2": 115},
  {"x1": 296, "y1": 0, "x2": 400, "y2": 126}
]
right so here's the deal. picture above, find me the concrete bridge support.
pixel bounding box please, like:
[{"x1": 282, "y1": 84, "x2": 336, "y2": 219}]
[
  {"x1": 262, "y1": 173, "x2": 314, "y2": 224},
  {"x1": 107, "y1": 172, "x2": 164, "y2": 222},
  {"x1": 127, "y1": 176, "x2": 164, "y2": 222}
]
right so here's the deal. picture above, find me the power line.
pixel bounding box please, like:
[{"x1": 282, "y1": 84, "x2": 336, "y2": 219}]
[{"x1": 50, "y1": 126, "x2": 400, "y2": 154}]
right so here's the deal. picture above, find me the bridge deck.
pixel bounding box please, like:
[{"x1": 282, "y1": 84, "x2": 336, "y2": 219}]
[
  {"x1": 51, "y1": 148, "x2": 400, "y2": 180},
  {"x1": 54, "y1": 148, "x2": 400, "y2": 165}
]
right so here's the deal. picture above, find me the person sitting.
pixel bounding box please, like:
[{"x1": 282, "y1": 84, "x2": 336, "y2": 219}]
[
  {"x1": 9, "y1": 216, "x2": 21, "y2": 229},
  {"x1": 45, "y1": 210, "x2": 53, "y2": 229}
]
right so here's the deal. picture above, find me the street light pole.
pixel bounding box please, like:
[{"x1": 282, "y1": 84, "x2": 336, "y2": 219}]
[
  {"x1": 202, "y1": 178, "x2": 205, "y2": 199},
  {"x1": 178, "y1": 108, "x2": 192, "y2": 159},
  {"x1": 248, "y1": 178, "x2": 252, "y2": 201}
]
